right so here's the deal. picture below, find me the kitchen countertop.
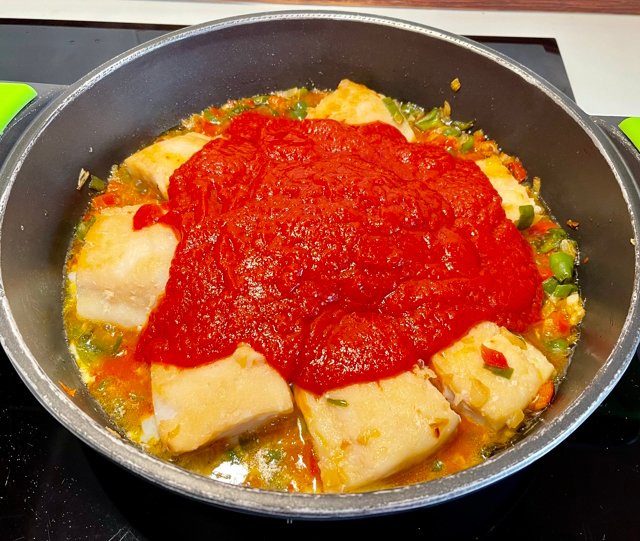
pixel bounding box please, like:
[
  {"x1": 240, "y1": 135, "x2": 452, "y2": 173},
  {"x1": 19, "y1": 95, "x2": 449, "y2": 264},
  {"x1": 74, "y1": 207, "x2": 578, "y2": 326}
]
[{"x1": 2, "y1": 0, "x2": 639, "y2": 117}]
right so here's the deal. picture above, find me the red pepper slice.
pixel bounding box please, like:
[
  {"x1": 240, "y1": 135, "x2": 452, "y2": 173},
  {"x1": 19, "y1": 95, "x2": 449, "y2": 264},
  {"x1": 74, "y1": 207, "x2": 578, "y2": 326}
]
[
  {"x1": 528, "y1": 380, "x2": 555, "y2": 411},
  {"x1": 91, "y1": 192, "x2": 119, "y2": 210},
  {"x1": 507, "y1": 158, "x2": 527, "y2": 182},
  {"x1": 481, "y1": 345, "x2": 514, "y2": 379},
  {"x1": 481, "y1": 345, "x2": 509, "y2": 368},
  {"x1": 133, "y1": 203, "x2": 165, "y2": 230}
]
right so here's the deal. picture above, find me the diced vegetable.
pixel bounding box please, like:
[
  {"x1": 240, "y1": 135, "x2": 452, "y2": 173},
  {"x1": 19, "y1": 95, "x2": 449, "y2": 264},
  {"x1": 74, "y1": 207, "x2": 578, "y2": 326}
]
[
  {"x1": 547, "y1": 338, "x2": 569, "y2": 355},
  {"x1": 77, "y1": 168, "x2": 90, "y2": 190},
  {"x1": 549, "y1": 252, "x2": 574, "y2": 281},
  {"x1": 507, "y1": 159, "x2": 527, "y2": 182},
  {"x1": 89, "y1": 175, "x2": 106, "y2": 192},
  {"x1": 460, "y1": 135, "x2": 475, "y2": 152},
  {"x1": 481, "y1": 344, "x2": 514, "y2": 379},
  {"x1": 202, "y1": 108, "x2": 221, "y2": 123},
  {"x1": 415, "y1": 107, "x2": 441, "y2": 130},
  {"x1": 442, "y1": 126, "x2": 462, "y2": 137},
  {"x1": 326, "y1": 397, "x2": 349, "y2": 407},
  {"x1": 229, "y1": 103, "x2": 249, "y2": 116},
  {"x1": 382, "y1": 97, "x2": 404, "y2": 125},
  {"x1": 452, "y1": 119, "x2": 474, "y2": 130},
  {"x1": 75, "y1": 215, "x2": 96, "y2": 241},
  {"x1": 532, "y1": 176, "x2": 542, "y2": 195},
  {"x1": 542, "y1": 277, "x2": 559, "y2": 295},
  {"x1": 484, "y1": 365, "x2": 514, "y2": 379},
  {"x1": 542, "y1": 276, "x2": 578, "y2": 298},
  {"x1": 552, "y1": 283, "x2": 577, "y2": 299},
  {"x1": 516, "y1": 205, "x2": 535, "y2": 230},
  {"x1": 252, "y1": 95, "x2": 270, "y2": 106},
  {"x1": 528, "y1": 380, "x2": 555, "y2": 411},
  {"x1": 74, "y1": 325, "x2": 124, "y2": 362},
  {"x1": 112, "y1": 334, "x2": 123, "y2": 354},
  {"x1": 400, "y1": 101, "x2": 424, "y2": 120},
  {"x1": 290, "y1": 101, "x2": 308, "y2": 120},
  {"x1": 480, "y1": 344, "x2": 509, "y2": 368},
  {"x1": 539, "y1": 228, "x2": 568, "y2": 253}
]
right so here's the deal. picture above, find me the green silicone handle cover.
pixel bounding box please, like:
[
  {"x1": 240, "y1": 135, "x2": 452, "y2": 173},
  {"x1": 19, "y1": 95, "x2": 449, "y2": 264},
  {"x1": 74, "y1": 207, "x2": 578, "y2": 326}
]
[
  {"x1": 619, "y1": 117, "x2": 640, "y2": 153},
  {"x1": 0, "y1": 82, "x2": 38, "y2": 135}
]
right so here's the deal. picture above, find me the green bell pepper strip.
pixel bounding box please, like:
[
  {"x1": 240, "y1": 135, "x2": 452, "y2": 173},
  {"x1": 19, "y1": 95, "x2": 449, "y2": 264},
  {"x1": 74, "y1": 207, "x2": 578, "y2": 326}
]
[
  {"x1": 549, "y1": 251, "x2": 574, "y2": 281},
  {"x1": 516, "y1": 205, "x2": 535, "y2": 230},
  {"x1": 484, "y1": 365, "x2": 514, "y2": 379},
  {"x1": 542, "y1": 277, "x2": 559, "y2": 295},
  {"x1": 552, "y1": 283, "x2": 577, "y2": 298},
  {"x1": 382, "y1": 97, "x2": 404, "y2": 125}
]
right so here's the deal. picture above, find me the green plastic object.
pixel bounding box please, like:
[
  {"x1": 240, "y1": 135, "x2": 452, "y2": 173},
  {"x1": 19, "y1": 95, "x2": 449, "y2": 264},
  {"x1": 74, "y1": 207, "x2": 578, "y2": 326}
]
[
  {"x1": 619, "y1": 117, "x2": 640, "y2": 152},
  {"x1": 0, "y1": 82, "x2": 38, "y2": 135}
]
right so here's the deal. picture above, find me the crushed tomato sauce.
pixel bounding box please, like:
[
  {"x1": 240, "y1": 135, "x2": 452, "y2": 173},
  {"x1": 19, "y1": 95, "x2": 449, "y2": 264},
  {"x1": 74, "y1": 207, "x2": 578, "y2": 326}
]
[{"x1": 134, "y1": 111, "x2": 542, "y2": 394}]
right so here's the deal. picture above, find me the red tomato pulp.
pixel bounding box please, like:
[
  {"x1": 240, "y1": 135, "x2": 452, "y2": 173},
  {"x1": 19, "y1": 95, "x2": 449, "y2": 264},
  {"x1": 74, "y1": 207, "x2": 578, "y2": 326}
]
[{"x1": 135, "y1": 112, "x2": 542, "y2": 394}]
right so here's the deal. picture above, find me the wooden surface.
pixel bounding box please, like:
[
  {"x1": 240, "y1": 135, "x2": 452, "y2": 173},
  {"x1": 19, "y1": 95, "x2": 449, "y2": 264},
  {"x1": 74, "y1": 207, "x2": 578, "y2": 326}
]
[{"x1": 248, "y1": 1, "x2": 640, "y2": 15}]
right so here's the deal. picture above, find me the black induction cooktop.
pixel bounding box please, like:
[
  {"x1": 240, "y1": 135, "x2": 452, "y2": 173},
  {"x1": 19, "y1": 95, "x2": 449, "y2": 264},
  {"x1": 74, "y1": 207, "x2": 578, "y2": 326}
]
[{"x1": 1, "y1": 20, "x2": 639, "y2": 541}]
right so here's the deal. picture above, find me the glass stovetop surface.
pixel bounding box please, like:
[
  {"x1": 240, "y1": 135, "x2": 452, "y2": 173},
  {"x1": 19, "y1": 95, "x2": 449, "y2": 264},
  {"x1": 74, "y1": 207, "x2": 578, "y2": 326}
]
[{"x1": 1, "y1": 20, "x2": 639, "y2": 541}]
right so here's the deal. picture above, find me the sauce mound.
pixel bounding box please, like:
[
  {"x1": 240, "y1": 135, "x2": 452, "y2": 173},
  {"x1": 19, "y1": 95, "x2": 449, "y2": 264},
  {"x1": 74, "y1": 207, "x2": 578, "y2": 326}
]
[{"x1": 135, "y1": 111, "x2": 542, "y2": 394}]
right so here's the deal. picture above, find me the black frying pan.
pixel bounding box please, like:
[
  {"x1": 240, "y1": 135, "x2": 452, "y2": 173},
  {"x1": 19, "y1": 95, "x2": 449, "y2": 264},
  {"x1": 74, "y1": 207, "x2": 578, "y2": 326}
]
[{"x1": 1, "y1": 11, "x2": 639, "y2": 519}]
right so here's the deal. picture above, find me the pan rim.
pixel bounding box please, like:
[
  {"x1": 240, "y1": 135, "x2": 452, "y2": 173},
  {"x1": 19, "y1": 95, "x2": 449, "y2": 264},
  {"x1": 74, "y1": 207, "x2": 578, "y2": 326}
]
[{"x1": 1, "y1": 9, "x2": 639, "y2": 519}]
